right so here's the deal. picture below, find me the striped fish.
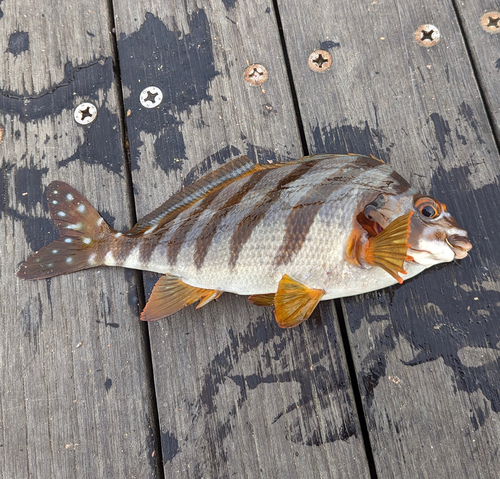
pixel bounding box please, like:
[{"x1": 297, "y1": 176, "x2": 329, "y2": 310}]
[{"x1": 17, "y1": 154, "x2": 472, "y2": 328}]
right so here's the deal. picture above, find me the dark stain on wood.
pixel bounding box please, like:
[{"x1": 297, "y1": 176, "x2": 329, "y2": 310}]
[
  {"x1": 105, "y1": 377, "x2": 113, "y2": 392},
  {"x1": 311, "y1": 122, "x2": 392, "y2": 159},
  {"x1": 458, "y1": 102, "x2": 486, "y2": 144},
  {"x1": 0, "y1": 58, "x2": 113, "y2": 120},
  {"x1": 429, "y1": 113, "x2": 452, "y2": 157},
  {"x1": 194, "y1": 316, "x2": 357, "y2": 456},
  {"x1": 161, "y1": 431, "x2": 180, "y2": 463},
  {"x1": 15, "y1": 165, "x2": 48, "y2": 211},
  {"x1": 118, "y1": 11, "x2": 219, "y2": 174},
  {"x1": 7, "y1": 31, "x2": 29, "y2": 56},
  {"x1": 320, "y1": 40, "x2": 341, "y2": 49},
  {"x1": 2, "y1": 161, "x2": 56, "y2": 252},
  {"x1": 222, "y1": 0, "x2": 238, "y2": 10}
]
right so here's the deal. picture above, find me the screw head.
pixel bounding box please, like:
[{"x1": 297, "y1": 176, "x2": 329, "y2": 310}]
[
  {"x1": 308, "y1": 50, "x2": 332, "y2": 72},
  {"x1": 480, "y1": 11, "x2": 500, "y2": 34},
  {"x1": 244, "y1": 64, "x2": 268, "y2": 86},
  {"x1": 415, "y1": 24, "x2": 441, "y2": 47},
  {"x1": 140, "y1": 86, "x2": 163, "y2": 108},
  {"x1": 74, "y1": 103, "x2": 98, "y2": 125}
]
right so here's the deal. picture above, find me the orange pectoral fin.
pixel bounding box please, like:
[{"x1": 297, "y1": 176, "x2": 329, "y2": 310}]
[
  {"x1": 248, "y1": 293, "x2": 275, "y2": 307},
  {"x1": 363, "y1": 212, "x2": 413, "y2": 284},
  {"x1": 141, "y1": 274, "x2": 222, "y2": 322},
  {"x1": 274, "y1": 274, "x2": 325, "y2": 328}
]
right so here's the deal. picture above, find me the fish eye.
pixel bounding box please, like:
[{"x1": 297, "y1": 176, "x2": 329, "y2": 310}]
[{"x1": 414, "y1": 197, "x2": 442, "y2": 219}]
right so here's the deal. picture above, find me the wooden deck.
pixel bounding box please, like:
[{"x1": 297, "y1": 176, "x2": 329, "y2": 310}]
[{"x1": 2, "y1": 0, "x2": 500, "y2": 477}]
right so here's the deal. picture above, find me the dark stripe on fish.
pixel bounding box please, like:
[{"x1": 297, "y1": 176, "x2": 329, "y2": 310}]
[
  {"x1": 112, "y1": 235, "x2": 139, "y2": 264},
  {"x1": 167, "y1": 189, "x2": 223, "y2": 265},
  {"x1": 194, "y1": 168, "x2": 273, "y2": 269},
  {"x1": 274, "y1": 156, "x2": 385, "y2": 266},
  {"x1": 229, "y1": 159, "x2": 321, "y2": 268}
]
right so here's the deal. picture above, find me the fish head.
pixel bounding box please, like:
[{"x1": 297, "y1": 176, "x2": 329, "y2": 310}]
[
  {"x1": 363, "y1": 193, "x2": 472, "y2": 266},
  {"x1": 407, "y1": 195, "x2": 472, "y2": 266}
]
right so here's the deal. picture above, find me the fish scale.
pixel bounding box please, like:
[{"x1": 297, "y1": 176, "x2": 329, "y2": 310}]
[{"x1": 17, "y1": 154, "x2": 472, "y2": 328}]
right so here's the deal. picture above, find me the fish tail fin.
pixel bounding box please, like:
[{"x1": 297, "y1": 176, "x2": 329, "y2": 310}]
[
  {"x1": 363, "y1": 212, "x2": 413, "y2": 284},
  {"x1": 17, "y1": 181, "x2": 116, "y2": 280}
]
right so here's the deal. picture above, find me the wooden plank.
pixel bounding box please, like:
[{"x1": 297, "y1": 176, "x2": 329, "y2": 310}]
[
  {"x1": 112, "y1": 1, "x2": 371, "y2": 477},
  {"x1": 453, "y1": 2, "x2": 500, "y2": 140},
  {"x1": 0, "y1": 2, "x2": 159, "y2": 478},
  {"x1": 277, "y1": 0, "x2": 500, "y2": 477}
]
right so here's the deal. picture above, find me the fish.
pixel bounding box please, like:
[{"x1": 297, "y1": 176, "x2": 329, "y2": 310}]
[{"x1": 17, "y1": 154, "x2": 472, "y2": 328}]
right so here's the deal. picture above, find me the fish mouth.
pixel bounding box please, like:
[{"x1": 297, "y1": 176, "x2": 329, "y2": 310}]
[{"x1": 446, "y1": 234, "x2": 472, "y2": 259}]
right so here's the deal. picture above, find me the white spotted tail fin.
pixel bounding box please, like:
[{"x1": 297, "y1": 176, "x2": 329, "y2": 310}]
[{"x1": 17, "y1": 181, "x2": 115, "y2": 280}]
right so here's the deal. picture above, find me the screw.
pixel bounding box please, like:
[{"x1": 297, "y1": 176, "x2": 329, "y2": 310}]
[
  {"x1": 140, "y1": 86, "x2": 163, "y2": 108},
  {"x1": 480, "y1": 11, "x2": 500, "y2": 34},
  {"x1": 244, "y1": 64, "x2": 268, "y2": 86},
  {"x1": 308, "y1": 50, "x2": 332, "y2": 72},
  {"x1": 415, "y1": 25, "x2": 441, "y2": 47},
  {"x1": 74, "y1": 103, "x2": 98, "y2": 125}
]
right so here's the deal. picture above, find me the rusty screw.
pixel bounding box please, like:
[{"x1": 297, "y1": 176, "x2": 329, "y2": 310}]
[
  {"x1": 415, "y1": 24, "x2": 441, "y2": 47},
  {"x1": 140, "y1": 86, "x2": 163, "y2": 108},
  {"x1": 244, "y1": 64, "x2": 268, "y2": 86},
  {"x1": 74, "y1": 103, "x2": 98, "y2": 125},
  {"x1": 308, "y1": 50, "x2": 332, "y2": 72},
  {"x1": 480, "y1": 11, "x2": 500, "y2": 34}
]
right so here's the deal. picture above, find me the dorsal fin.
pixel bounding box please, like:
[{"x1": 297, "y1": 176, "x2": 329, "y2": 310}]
[{"x1": 126, "y1": 156, "x2": 273, "y2": 236}]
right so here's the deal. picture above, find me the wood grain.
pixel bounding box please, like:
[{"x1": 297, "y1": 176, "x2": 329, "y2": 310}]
[
  {"x1": 277, "y1": 0, "x2": 500, "y2": 477},
  {"x1": 112, "y1": 0, "x2": 371, "y2": 477},
  {"x1": 0, "y1": 1, "x2": 159, "y2": 477},
  {"x1": 453, "y1": 1, "x2": 500, "y2": 141}
]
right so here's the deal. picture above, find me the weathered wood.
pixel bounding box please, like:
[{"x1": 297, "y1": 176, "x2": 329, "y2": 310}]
[
  {"x1": 0, "y1": 1, "x2": 159, "y2": 478},
  {"x1": 277, "y1": 0, "x2": 500, "y2": 477},
  {"x1": 112, "y1": 0, "x2": 371, "y2": 477},
  {"x1": 453, "y1": 1, "x2": 500, "y2": 141}
]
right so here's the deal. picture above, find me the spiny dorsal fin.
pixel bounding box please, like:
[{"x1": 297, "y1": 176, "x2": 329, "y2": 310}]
[
  {"x1": 363, "y1": 212, "x2": 413, "y2": 284},
  {"x1": 17, "y1": 181, "x2": 114, "y2": 280},
  {"x1": 141, "y1": 274, "x2": 222, "y2": 321},
  {"x1": 127, "y1": 156, "x2": 275, "y2": 236},
  {"x1": 274, "y1": 275, "x2": 325, "y2": 328}
]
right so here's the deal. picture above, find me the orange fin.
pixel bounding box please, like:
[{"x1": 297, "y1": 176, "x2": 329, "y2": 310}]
[
  {"x1": 141, "y1": 274, "x2": 222, "y2": 322},
  {"x1": 127, "y1": 155, "x2": 281, "y2": 236},
  {"x1": 248, "y1": 293, "x2": 275, "y2": 307},
  {"x1": 197, "y1": 290, "x2": 223, "y2": 309},
  {"x1": 274, "y1": 275, "x2": 325, "y2": 328},
  {"x1": 363, "y1": 212, "x2": 413, "y2": 284},
  {"x1": 17, "y1": 181, "x2": 114, "y2": 280}
]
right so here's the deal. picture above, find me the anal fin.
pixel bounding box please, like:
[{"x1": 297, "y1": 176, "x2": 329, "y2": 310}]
[
  {"x1": 274, "y1": 274, "x2": 325, "y2": 328},
  {"x1": 248, "y1": 293, "x2": 275, "y2": 307},
  {"x1": 363, "y1": 212, "x2": 413, "y2": 284},
  {"x1": 141, "y1": 274, "x2": 222, "y2": 322}
]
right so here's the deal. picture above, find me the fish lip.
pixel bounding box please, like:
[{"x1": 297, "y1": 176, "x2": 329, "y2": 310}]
[{"x1": 446, "y1": 234, "x2": 472, "y2": 259}]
